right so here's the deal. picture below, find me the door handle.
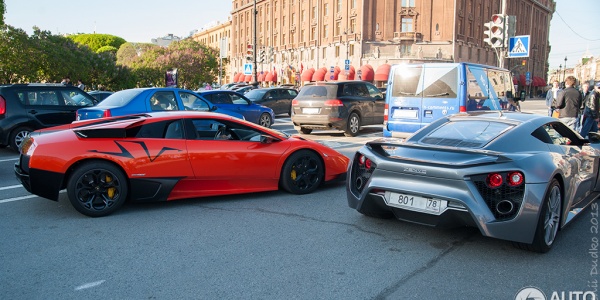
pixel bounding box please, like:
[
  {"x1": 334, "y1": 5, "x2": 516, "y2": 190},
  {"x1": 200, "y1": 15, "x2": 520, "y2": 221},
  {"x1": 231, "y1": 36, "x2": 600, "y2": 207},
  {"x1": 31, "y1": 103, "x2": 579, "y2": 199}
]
[{"x1": 28, "y1": 110, "x2": 38, "y2": 114}]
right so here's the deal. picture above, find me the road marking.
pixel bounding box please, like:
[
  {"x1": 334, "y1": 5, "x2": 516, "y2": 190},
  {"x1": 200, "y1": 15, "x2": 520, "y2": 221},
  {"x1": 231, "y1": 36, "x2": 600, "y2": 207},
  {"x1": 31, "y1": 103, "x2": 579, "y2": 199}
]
[
  {"x1": 75, "y1": 280, "x2": 106, "y2": 291},
  {"x1": 0, "y1": 158, "x2": 18, "y2": 162},
  {"x1": 0, "y1": 190, "x2": 65, "y2": 204},
  {"x1": 0, "y1": 195, "x2": 38, "y2": 203},
  {"x1": 0, "y1": 184, "x2": 23, "y2": 191}
]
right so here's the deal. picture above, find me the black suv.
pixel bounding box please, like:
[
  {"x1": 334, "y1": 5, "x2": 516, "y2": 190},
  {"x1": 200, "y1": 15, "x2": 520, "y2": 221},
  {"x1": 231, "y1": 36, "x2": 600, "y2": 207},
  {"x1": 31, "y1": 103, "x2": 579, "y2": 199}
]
[
  {"x1": 0, "y1": 84, "x2": 97, "y2": 150},
  {"x1": 291, "y1": 81, "x2": 384, "y2": 136},
  {"x1": 245, "y1": 87, "x2": 298, "y2": 116}
]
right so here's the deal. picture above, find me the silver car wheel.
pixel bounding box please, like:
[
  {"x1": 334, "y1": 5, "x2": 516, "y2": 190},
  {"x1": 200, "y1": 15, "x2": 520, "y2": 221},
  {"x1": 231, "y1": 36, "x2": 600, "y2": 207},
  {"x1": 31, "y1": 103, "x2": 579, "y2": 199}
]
[
  {"x1": 259, "y1": 113, "x2": 272, "y2": 127},
  {"x1": 349, "y1": 115, "x2": 359, "y2": 133},
  {"x1": 544, "y1": 185, "x2": 561, "y2": 246}
]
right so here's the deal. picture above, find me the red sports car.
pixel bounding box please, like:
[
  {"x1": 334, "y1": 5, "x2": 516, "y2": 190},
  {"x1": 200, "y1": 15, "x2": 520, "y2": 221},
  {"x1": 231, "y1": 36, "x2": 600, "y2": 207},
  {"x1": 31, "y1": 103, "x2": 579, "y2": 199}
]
[{"x1": 14, "y1": 111, "x2": 350, "y2": 217}]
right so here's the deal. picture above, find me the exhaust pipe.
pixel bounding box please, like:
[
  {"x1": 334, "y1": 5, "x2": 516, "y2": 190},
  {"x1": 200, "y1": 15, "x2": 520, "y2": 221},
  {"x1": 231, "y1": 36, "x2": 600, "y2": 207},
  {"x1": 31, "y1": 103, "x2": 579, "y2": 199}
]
[
  {"x1": 496, "y1": 200, "x2": 514, "y2": 215},
  {"x1": 355, "y1": 177, "x2": 364, "y2": 190}
]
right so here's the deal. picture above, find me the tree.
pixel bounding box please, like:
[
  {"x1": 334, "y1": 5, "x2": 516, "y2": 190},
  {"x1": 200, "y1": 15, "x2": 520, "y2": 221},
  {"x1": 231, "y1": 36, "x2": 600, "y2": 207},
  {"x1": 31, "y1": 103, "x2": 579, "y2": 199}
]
[
  {"x1": 0, "y1": 0, "x2": 5, "y2": 26},
  {"x1": 68, "y1": 34, "x2": 126, "y2": 53},
  {"x1": 0, "y1": 25, "x2": 38, "y2": 83}
]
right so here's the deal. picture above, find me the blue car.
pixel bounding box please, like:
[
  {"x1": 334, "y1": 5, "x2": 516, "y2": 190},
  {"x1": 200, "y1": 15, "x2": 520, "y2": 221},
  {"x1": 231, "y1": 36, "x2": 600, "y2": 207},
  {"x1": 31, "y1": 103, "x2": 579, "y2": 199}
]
[
  {"x1": 76, "y1": 88, "x2": 244, "y2": 121},
  {"x1": 199, "y1": 90, "x2": 275, "y2": 127}
]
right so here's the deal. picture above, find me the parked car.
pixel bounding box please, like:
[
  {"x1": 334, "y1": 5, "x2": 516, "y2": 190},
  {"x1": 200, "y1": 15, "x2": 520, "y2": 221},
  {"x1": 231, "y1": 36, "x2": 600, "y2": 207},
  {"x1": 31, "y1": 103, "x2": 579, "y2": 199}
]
[
  {"x1": 14, "y1": 111, "x2": 350, "y2": 217},
  {"x1": 291, "y1": 81, "x2": 385, "y2": 136},
  {"x1": 220, "y1": 83, "x2": 238, "y2": 90},
  {"x1": 245, "y1": 87, "x2": 298, "y2": 116},
  {"x1": 232, "y1": 85, "x2": 256, "y2": 94},
  {"x1": 199, "y1": 90, "x2": 275, "y2": 127},
  {"x1": 0, "y1": 83, "x2": 97, "y2": 150},
  {"x1": 76, "y1": 87, "x2": 244, "y2": 121},
  {"x1": 347, "y1": 111, "x2": 600, "y2": 253},
  {"x1": 87, "y1": 91, "x2": 114, "y2": 102}
]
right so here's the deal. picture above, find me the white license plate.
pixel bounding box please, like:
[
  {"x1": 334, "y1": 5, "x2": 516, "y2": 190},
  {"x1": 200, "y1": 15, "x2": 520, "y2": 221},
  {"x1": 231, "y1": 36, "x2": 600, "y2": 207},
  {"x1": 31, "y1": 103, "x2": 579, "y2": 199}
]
[
  {"x1": 303, "y1": 107, "x2": 320, "y2": 114},
  {"x1": 392, "y1": 109, "x2": 418, "y2": 119},
  {"x1": 385, "y1": 191, "x2": 447, "y2": 214}
]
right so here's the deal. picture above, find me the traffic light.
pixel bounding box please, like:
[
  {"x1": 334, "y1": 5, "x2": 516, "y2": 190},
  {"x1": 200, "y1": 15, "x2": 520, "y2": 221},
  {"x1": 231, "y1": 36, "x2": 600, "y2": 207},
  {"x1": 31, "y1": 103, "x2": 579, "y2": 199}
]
[
  {"x1": 268, "y1": 47, "x2": 274, "y2": 62},
  {"x1": 483, "y1": 21, "x2": 493, "y2": 47},
  {"x1": 259, "y1": 49, "x2": 266, "y2": 63},
  {"x1": 246, "y1": 44, "x2": 254, "y2": 62},
  {"x1": 521, "y1": 59, "x2": 526, "y2": 66},
  {"x1": 489, "y1": 14, "x2": 506, "y2": 48}
]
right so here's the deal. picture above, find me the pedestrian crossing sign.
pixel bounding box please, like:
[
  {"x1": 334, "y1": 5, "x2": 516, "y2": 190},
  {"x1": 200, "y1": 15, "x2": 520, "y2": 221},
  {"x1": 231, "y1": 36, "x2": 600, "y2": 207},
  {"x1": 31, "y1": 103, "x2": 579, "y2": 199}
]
[
  {"x1": 507, "y1": 35, "x2": 530, "y2": 58},
  {"x1": 243, "y1": 63, "x2": 253, "y2": 75}
]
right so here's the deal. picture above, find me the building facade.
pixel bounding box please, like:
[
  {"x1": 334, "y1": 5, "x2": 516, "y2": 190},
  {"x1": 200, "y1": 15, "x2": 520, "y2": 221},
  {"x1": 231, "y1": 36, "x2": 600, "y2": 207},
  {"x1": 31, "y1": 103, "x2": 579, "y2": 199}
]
[
  {"x1": 191, "y1": 18, "x2": 233, "y2": 85},
  {"x1": 225, "y1": 0, "x2": 554, "y2": 88}
]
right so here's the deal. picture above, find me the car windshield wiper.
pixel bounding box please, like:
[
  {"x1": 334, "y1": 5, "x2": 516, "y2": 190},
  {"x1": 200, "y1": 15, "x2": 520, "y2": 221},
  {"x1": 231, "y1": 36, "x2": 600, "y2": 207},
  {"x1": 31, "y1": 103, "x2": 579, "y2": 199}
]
[
  {"x1": 395, "y1": 91, "x2": 417, "y2": 96},
  {"x1": 424, "y1": 92, "x2": 450, "y2": 97}
]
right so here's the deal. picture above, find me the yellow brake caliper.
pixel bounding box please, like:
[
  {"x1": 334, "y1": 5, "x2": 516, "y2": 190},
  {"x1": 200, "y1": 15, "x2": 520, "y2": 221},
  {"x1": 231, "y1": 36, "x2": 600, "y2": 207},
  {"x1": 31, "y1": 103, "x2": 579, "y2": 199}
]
[
  {"x1": 106, "y1": 174, "x2": 115, "y2": 199},
  {"x1": 290, "y1": 167, "x2": 297, "y2": 180}
]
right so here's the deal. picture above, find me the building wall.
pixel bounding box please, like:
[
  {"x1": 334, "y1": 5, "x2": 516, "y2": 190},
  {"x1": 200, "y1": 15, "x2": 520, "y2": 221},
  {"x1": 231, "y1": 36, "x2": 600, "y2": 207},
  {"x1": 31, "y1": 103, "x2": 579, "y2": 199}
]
[
  {"x1": 225, "y1": 0, "x2": 554, "y2": 86},
  {"x1": 191, "y1": 18, "x2": 232, "y2": 85}
]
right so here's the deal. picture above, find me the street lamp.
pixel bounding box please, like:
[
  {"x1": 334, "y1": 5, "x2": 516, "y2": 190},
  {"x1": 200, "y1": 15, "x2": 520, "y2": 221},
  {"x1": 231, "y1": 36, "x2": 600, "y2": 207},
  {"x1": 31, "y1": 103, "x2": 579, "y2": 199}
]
[
  {"x1": 558, "y1": 64, "x2": 562, "y2": 83},
  {"x1": 563, "y1": 56, "x2": 567, "y2": 84},
  {"x1": 343, "y1": 29, "x2": 353, "y2": 61}
]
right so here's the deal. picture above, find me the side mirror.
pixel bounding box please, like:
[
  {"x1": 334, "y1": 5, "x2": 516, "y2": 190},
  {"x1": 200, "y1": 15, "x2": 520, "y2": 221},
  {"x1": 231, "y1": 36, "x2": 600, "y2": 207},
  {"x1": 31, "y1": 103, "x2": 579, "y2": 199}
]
[
  {"x1": 260, "y1": 135, "x2": 277, "y2": 144},
  {"x1": 209, "y1": 105, "x2": 217, "y2": 111},
  {"x1": 587, "y1": 132, "x2": 600, "y2": 144}
]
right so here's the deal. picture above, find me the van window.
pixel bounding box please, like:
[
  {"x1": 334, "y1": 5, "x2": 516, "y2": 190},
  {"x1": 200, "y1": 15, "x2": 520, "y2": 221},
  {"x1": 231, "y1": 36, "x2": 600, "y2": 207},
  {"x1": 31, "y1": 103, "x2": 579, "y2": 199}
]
[
  {"x1": 391, "y1": 65, "x2": 457, "y2": 98},
  {"x1": 391, "y1": 66, "x2": 422, "y2": 97}
]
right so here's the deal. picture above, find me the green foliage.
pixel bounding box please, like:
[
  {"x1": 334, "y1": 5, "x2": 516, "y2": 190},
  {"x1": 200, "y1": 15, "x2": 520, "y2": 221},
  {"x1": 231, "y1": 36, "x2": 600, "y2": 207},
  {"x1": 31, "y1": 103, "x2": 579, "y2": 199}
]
[
  {"x1": 0, "y1": 0, "x2": 5, "y2": 26},
  {"x1": 68, "y1": 34, "x2": 126, "y2": 53},
  {"x1": 97, "y1": 45, "x2": 118, "y2": 54}
]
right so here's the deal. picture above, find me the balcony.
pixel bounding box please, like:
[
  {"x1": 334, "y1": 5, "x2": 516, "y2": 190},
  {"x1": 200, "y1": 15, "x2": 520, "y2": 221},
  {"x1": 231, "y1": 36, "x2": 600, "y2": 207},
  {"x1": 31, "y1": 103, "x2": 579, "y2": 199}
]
[{"x1": 393, "y1": 32, "x2": 423, "y2": 42}]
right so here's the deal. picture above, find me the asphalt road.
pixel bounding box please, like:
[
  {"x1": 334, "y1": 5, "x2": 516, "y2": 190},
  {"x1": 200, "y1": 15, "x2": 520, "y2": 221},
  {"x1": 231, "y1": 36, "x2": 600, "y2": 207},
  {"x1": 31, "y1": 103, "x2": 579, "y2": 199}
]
[{"x1": 1, "y1": 102, "x2": 598, "y2": 299}]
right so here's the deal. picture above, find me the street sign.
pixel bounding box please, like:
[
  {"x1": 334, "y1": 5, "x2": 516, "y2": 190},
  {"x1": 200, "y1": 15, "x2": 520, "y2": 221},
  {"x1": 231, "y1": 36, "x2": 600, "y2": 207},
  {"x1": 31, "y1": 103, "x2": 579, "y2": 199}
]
[
  {"x1": 330, "y1": 66, "x2": 335, "y2": 73},
  {"x1": 507, "y1": 35, "x2": 530, "y2": 58},
  {"x1": 243, "y1": 63, "x2": 253, "y2": 75},
  {"x1": 345, "y1": 65, "x2": 350, "y2": 71},
  {"x1": 345, "y1": 59, "x2": 350, "y2": 65}
]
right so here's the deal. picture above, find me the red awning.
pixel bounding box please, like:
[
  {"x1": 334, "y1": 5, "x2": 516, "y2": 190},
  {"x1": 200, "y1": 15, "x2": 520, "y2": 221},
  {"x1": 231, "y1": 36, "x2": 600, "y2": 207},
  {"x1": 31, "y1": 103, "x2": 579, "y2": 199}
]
[
  {"x1": 374, "y1": 64, "x2": 391, "y2": 81},
  {"x1": 301, "y1": 68, "x2": 315, "y2": 81},
  {"x1": 257, "y1": 72, "x2": 265, "y2": 82},
  {"x1": 265, "y1": 70, "x2": 277, "y2": 82},
  {"x1": 312, "y1": 67, "x2": 327, "y2": 81},
  {"x1": 233, "y1": 73, "x2": 241, "y2": 82},
  {"x1": 338, "y1": 66, "x2": 355, "y2": 81},
  {"x1": 360, "y1": 64, "x2": 375, "y2": 81},
  {"x1": 533, "y1": 76, "x2": 546, "y2": 87},
  {"x1": 512, "y1": 76, "x2": 518, "y2": 85},
  {"x1": 244, "y1": 75, "x2": 252, "y2": 82}
]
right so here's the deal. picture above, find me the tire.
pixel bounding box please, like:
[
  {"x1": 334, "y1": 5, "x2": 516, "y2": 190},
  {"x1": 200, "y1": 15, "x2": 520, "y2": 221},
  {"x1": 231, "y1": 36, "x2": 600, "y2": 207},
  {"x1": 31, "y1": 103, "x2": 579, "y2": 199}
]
[
  {"x1": 67, "y1": 161, "x2": 128, "y2": 217},
  {"x1": 299, "y1": 127, "x2": 312, "y2": 134},
  {"x1": 344, "y1": 112, "x2": 360, "y2": 137},
  {"x1": 9, "y1": 126, "x2": 33, "y2": 151},
  {"x1": 280, "y1": 150, "x2": 324, "y2": 194},
  {"x1": 514, "y1": 179, "x2": 561, "y2": 253},
  {"x1": 259, "y1": 113, "x2": 273, "y2": 127}
]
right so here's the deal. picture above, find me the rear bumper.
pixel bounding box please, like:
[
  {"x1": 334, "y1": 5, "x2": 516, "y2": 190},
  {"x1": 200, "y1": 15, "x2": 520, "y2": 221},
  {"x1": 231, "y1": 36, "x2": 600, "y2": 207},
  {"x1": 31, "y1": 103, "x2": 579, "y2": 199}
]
[
  {"x1": 14, "y1": 162, "x2": 62, "y2": 201},
  {"x1": 14, "y1": 162, "x2": 32, "y2": 193},
  {"x1": 292, "y1": 114, "x2": 346, "y2": 130}
]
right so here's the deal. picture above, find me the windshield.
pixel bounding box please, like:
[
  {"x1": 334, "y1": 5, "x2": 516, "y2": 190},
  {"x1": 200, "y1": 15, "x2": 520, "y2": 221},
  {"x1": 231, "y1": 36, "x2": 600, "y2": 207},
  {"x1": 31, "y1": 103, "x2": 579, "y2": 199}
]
[
  {"x1": 245, "y1": 90, "x2": 267, "y2": 100},
  {"x1": 98, "y1": 89, "x2": 144, "y2": 107},
  {"x1": 419, "y1": 120, "x2": 512, "y2": 148}
]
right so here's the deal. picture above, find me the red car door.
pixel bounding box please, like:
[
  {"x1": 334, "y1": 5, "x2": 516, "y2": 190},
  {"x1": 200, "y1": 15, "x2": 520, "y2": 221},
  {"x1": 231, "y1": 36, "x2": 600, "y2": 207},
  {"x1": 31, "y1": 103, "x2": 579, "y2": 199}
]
[{"x1": 184, "y1": 118, "x2": 290, "y2": 196}]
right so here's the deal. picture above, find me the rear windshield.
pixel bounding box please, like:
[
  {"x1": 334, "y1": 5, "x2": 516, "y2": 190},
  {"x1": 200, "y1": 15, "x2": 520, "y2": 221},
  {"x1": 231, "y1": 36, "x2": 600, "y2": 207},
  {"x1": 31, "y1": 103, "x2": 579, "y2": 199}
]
[
  {"x1": 98, "y1": 89, "x2": 144, "y2": 107},
  {"x1": 391, "y1": 65, "x2": 458, "y2": 98},
  {"x1": 297, "y1": 85, "x2": 337, "y2": 99},
  {"x1": 419, "y1": 120, "x2": 512, "y2": 148},
  {"x1": 245, "y1": 90, "x2": 267, "y2": 100}
]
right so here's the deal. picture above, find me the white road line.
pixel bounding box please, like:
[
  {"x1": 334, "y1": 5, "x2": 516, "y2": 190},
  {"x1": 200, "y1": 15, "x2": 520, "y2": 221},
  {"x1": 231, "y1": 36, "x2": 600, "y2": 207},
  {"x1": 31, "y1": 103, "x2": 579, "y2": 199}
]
[
  {"x1": 0, "y1": 184, "x2": 23, "y2": 191},
  {"x1": 0, "y1": 190, "x2": 65, "y2": 204},
  {"x1": 0, "y1": 158, "x2": 18, "y2": 162},
  {"x1": 75, "y1": 280, "x2": 106, "y2": 291},
  {"x1": 0, "y1": 195, "x2": 37, "y2": 203}
]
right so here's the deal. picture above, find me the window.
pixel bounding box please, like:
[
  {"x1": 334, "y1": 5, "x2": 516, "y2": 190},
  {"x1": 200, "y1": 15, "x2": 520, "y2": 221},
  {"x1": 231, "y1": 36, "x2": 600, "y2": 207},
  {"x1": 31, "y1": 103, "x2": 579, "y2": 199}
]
[
  {"x1": 180, "y1": 92, "x2": 209, "y2": 110},
  {"x1": 324, "y1": 3, "x2": 329, "y2": 15},
  {"x1": 323, "y1": 24, "x2": 328, "y2": 37},
  {"x1": 312, "y1": 6, "x2": 316, "y2": 18},
  {"x1": 350, "y1": 18, "x2": 356, "y2": 33},
  {"x1": 349, "y1": 44, "x2": 355, "y2": 56},
  {"x1": 351, "y1": 0, "x2": 356, "y2": 9},
  {"x1": 402, "y1": 18, "x2": 413, "y2": 32},
  {"x1": 311, "y1": 27, "x2": 316, "y2": 40},
  {"x1": 322, "y1": 47, "x2": 327, "y2": 59},
  {"x1": 150, "y1": 91, "x2": 178, "y2": 111},
  {"x1": 402, "y1": 0, "x2": 415, "y2": 7},
  {"x1": 337, "y1": 0, "x2": 342, "y2": 12},
  {"x1": 335, "y1": 21, "x2": 341, "y2": 36},
  {"x1": 188, "y1": 119, "x2": 264, "y2": 142},
  {"x1": 419, "y1": 120, "x2": 512, "y2": 148},
  {"x1": 335, "y1": 45, "x2": 340, "y2": 57}
]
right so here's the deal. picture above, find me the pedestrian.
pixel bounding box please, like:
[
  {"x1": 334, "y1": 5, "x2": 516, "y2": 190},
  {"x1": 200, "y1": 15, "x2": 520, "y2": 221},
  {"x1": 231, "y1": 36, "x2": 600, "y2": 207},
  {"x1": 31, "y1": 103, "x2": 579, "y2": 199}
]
[
  {"x1": 546, "y1": 80, "x2": 561, "y2": 117},
  {"x1": 77, "y1": 79, "x2": 85, "y2": 91},
  {"x1": 579, "y1": 82, "x2": 598, "y2": 139},
  {"x1": 553, "y1": 76, "x2": 583, "y2": 131},
  {"x1": 205, "y1": 83, "x2": 212, "y2": 90}
]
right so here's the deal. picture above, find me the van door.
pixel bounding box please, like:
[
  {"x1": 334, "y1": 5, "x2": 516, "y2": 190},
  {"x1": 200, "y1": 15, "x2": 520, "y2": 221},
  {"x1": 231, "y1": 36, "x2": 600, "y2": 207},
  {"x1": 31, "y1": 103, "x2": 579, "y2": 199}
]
[{"x1": 386, "y1": 65, "x2": 425, "y2": 134}]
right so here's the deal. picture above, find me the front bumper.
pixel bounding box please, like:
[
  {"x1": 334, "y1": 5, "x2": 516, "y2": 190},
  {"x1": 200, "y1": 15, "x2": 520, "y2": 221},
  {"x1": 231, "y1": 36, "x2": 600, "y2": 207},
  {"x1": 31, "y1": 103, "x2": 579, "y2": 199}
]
[{"x1": 14, "y1": 160, "x2": 62, "y2": 201}]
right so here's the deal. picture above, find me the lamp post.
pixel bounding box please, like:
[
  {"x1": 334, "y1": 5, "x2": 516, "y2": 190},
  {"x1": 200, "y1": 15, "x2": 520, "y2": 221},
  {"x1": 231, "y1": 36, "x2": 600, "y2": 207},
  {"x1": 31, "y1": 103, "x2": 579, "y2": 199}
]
[
  {"x1": 558, "y1": 64, "x2": 562, "y2": 83},
  {"x1": 563, "y1": 56, "x2": 567, "y2": 84}
]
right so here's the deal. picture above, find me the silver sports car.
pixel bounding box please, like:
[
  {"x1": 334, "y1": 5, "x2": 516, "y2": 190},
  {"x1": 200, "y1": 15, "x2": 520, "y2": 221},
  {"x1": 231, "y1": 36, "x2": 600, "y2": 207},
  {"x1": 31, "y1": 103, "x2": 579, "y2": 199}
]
[{"x1": 347, "y1": 111, "x2": 600, "y2": 253}]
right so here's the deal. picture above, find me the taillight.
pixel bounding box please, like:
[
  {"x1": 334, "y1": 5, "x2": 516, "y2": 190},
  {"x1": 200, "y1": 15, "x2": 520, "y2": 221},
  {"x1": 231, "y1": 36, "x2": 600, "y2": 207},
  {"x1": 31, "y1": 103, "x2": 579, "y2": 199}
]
[
  {"x1": 0, "y1": 95, "x2": 6, "y2": 115},
  {"x1": 102, "y1": 110, "x2": 112, "y2": 118},
  {"x1": 459, "y1": 105, "x2": 466, "y2": 112},
  {"x1": 486, "y1": 173, "x2": 503, "y2": 188},
  {"x1": 384, "y1": 103, "x2": 389, "y2": 122},
  {"x1": 324, "y1": 99, "x2": 344, "y2": 106},
  {"x1": 507, "y1": 171, "x2": 524, "y2": 186},
  {"x1": 292, "y1": 99, "x2": 299, "y2": 106}
]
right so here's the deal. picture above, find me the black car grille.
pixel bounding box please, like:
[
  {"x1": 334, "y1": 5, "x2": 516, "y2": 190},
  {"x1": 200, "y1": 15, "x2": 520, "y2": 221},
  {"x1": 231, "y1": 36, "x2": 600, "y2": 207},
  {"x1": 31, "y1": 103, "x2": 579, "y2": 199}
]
[
  {"x1": 350, "y1": 153, "x2": 377, "y2": 195},
  {"x1": 472, "y1": 173, "x2": 525, "y2": 221}
]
